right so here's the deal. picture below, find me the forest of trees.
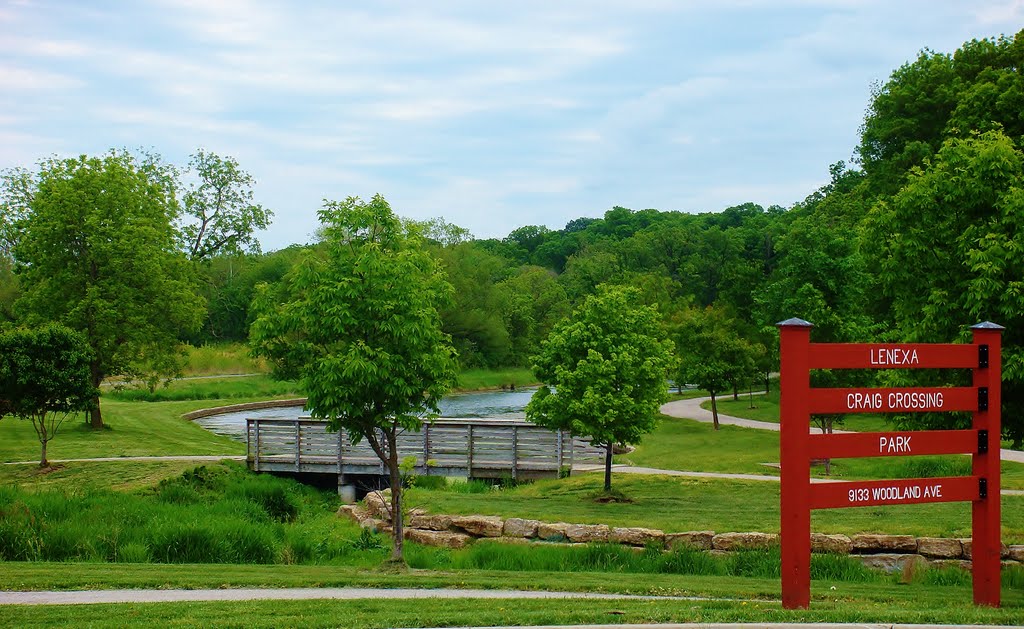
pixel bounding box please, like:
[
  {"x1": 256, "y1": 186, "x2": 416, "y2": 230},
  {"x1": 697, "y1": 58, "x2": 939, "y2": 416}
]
[{"x1": 2, "y1": 31, "x2": 1024, "y2": 446}]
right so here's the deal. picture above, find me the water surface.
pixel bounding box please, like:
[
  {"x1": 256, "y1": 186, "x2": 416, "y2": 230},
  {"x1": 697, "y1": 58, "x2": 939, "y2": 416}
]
[{"x1": 196, "y1": 387, "x2": 538, "y2": 442}]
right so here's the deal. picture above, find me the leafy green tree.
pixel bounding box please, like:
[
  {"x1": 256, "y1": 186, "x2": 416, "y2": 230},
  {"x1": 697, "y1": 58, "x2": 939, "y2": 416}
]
[
  {"x1": 674, "y1": 306, "x2": 758, "y2": 430},
  {"x1": 11, "y1": 151, "x2": 205, "y2": 428},
  {"x1": 861, "y1": 129, "x2": 1024, "y2": 446},
  {"x1": 181, "y1": 149, "x2": 273, "y2": 261},
  {"x1": 495, "y1": 265, "x2": 570, "y2": 365},
  {"x1": 859, "y1": 30, "x2": 1024, "y2": 196},
  {"x1": 526, "y1": 284, "x2": 674, "y2": 492},
  {"x1": 0, "y1": 325, "x2": 96, "y2": 467},
  {"x1": 0, "y1": 257, "x2": 17, "y2": 325},
  {"x1": 0, "y1": 167, "x2": 32, "y2": 261},
  {"x1": 432, "y1": 241, "x2": 514, "y2": 368},
  {"x1": 249, "y1": 194, "x2": 458, "y2": 562}
]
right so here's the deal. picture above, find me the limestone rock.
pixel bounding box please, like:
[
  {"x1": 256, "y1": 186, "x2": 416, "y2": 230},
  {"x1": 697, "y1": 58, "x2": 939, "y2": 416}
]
[
  {"x1": 336, "y1": 504, "x2": 368, "y2": 523},
  {"x1": 565, "y1": 523, "x2": 610, "y2": 543},
  {"x1": 712, "y1": 532, "x2": 778, "y2": 551},
  {"x1": 810, "y1": 533, "x2": 852, "y2": 554},
  {"x1": 665, "y1": 531, "x2": 714, "y2": 551},
  {"x1": 537, "y1": 522, "x2": 571, "y2": 541},
  {"x1": 1008, "y1": 545, "x2": 1024, "y2": 562},
  {"x1": 853, "y1": 553, "x2": 924, "y2": 573},
  {"x1": 409, "y1": 513, "x2": 453, "y2": 531},
  {"x1": 916, "y1": 537, "x2": 963, "y2": 559},
  {"x1": 850, "y1": 534, "x2": 917, "y2": 554},
  {"x1": 610, "y1": 527, "x2": 665, "y2": 547},
  {"x1": 959, "y1": 539, "x2": 1010, "y2": 559},
  {"x1": 451, "y1": 515, "x2": 504, "y2": 537},
  {"x1": 405, "y1": 528, "x2": 472, "y2": 549},
  {"x1": 503, "y1": 518, "x2": 541, "y2": 538},
  {"x1": 363, "y1": 492, "x2": 392, "y2": 521}
]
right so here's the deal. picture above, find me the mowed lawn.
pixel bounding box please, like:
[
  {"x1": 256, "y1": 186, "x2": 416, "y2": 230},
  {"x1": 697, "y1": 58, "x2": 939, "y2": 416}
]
[
  {"x1": 408, "y1": 474, "x2": 1024, "y2": 542},
  {"x1": 0, "y1": 398, "x2": 245, "y2": 463}
]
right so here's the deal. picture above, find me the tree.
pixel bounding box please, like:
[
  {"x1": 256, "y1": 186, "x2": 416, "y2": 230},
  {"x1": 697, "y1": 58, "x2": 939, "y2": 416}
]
[
  {"x1": 674, "y1": 306, "x2": 758, "y2": 430},
  {"x1": 860, "y1": 129, "x2": 1024, "y2": 446},
  {"x1": 181, "y1": 149, "x2": 273, "y2": 261},
  {"x1": 858, "y1": 30, "x2": 1024, "y2": 196},
  {"x1": 526, "y1": 284, "x2": 674, "y2": 492},
  {"x1": 0, "y1": 325, "x2": 96, "y2": 467},
  {"x1": 249, "y1": 194, "x2": 458, "y2": 562},
  {"x1": 0, "y1": 167, "x2": 32, "y2": 261},
  {"x1": 11, "y1": 151, "x2": 205, "y2": 428}
]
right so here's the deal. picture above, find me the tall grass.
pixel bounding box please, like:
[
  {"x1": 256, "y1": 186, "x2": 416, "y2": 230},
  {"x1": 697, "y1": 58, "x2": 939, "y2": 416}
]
[
  {"x1": 106, "y1": 375, "x2": 302, "y2": 402},
  {"x1": 183, "y1": 343, "x2": 268, "y2": 376},
  {"x1": 0, "y1": 463, "x2": 382, "y2": 565},
  {"x1": 406, "y1": 539, "x2": 880, "y2": 583}
]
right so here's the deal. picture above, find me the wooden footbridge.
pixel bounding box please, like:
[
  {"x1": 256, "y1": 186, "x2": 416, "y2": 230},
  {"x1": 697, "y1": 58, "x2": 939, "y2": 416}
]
[{"x1": 246, "y1": 417, "x2": 604, "y2": 483}]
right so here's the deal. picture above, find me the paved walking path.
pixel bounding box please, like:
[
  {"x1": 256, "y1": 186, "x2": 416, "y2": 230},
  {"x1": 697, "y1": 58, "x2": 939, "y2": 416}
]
[{"x1": 0, "y1": 587, "x2": 723, "y2": 606}]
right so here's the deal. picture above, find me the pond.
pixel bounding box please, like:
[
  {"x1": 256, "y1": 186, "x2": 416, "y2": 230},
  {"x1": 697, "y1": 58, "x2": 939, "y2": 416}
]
[{"x1": 195, "y1": 387, "x2": 539, "y2": 442}]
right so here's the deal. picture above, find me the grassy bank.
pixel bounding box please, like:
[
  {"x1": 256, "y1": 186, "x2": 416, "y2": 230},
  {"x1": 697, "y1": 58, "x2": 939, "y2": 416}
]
[
  {"x1": 183, "y1": 343, "x2": 267, "y2": 376},
  {"x1": 2, "y1": 579, "x2": 1022, "y2": 628},
  {"x1": 408, "y1": 474, "x2": 1024, "y2": 542},
  {"x1": 0, "y1": 398, "x2": 244, "y2": 462},
  {"x1": 455, "y1": 367, "x2": 537, "y2": 391}
]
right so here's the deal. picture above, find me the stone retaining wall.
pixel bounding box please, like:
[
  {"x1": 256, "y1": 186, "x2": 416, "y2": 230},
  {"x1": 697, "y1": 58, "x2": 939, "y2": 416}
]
[
  {"x1": 181, "y1": 398, "x2": 307, "y2": 420},
  {"x1": 339, "y1": 491, "x2": 1024, "y2": 573}
]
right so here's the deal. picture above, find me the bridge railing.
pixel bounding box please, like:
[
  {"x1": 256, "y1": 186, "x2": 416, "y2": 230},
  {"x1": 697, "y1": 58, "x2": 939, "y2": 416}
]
[{"x1": 247, "y1": 417, "x2": 605, "y2": 479}]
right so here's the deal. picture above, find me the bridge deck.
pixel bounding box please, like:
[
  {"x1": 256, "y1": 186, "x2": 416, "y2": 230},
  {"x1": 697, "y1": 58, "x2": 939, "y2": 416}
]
[{"x1": 246, "y1": 418, "x2": 604, "y2": 480}]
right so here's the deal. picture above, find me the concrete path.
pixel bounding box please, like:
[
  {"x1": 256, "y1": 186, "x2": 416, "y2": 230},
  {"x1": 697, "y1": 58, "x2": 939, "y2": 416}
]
[
  {"x1": 659, "y1": 394, "x2": 1024, "y2": 464},
  {"x1": 0, "y1": 587, "x2": 722, "y2": 606}
]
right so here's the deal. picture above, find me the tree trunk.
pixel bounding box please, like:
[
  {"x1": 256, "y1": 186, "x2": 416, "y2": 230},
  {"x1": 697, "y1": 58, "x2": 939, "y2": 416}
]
[
  {"x1": 764, "y1": 372, "x2": 770, "y2": 393},
  {"x1": 733, "y1": 383, "x2": 739, "y2": 401},
  {"x1": 89, "y1": 363, "x2": 103, "y2": 429},
  {"x1": 710, "y1": 392, "x2": 720, "y2": 430},
  {"x1": 604, "y1": 442, "x2": 613, "y2": 493},
  {"x1": 39, "y1": 422, "x2": 48, "y2": 468},
  {"x1": 89, "y1": 400, "x2": 103, "y2": 429},
  {"x1": 386, "y1": 428, "x2": 404, "y2": 563}
]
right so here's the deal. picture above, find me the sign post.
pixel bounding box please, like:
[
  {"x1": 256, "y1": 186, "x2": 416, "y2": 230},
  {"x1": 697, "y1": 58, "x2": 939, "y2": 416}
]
[{"x1": 776, "y1": 319, "x2": 1002, "y2": 609}]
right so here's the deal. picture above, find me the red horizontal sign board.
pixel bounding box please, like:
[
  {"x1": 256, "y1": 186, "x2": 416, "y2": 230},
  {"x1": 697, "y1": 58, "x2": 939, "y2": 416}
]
[
  {"x1": 810, "y1": 475, "x2": 979, "y2": 510},
  {"x1": 808, "y1": 343, "x2": 977, "y2": 370},
  {"x1": 808, "y1": 429, "x2": 977, "y2": 460},
  {"x1": 807, "y1": 387, "x2": 977, "y2": 414}
]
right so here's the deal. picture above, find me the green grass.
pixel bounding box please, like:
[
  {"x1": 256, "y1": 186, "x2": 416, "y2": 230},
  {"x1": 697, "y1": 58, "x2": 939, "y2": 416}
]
[
  {"x1": 408, "y1": 473, "x2": 1024, "y2": 542},
  {"x1": 107, "y1": 374, "x2": 304, "y2": 402},
  {"x1": 455, "y1": 367, "x2": 537, "y2": 391},
  {"x1": 0, "y1": 568, "x2": 1020, "y2": 627},
  {"x1": 0, "y1": 462, "x2": 386, "y2": 566},
  {"x1": 183, "y1": 343, "x2": 268, "y2": 376},
  {"x1": 0, "y1": 460, "x2": 216, "y2": 492},
  {"x1": 0, "y1": 398, "x2": 244, "y2": 463},
  {"x1": 622, "y1": 415, "x2": 781, "y2": 476}
]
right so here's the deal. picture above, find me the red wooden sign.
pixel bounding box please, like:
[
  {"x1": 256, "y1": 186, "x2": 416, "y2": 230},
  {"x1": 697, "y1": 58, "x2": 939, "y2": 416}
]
[
  {"x1": 777, "y1": 319, "x2": 1002, "y2": 609},
  {"x1": 808, "y1": 387, "x2": 977, "y2": 414},
  {"x1": 808, "y1": 429, "x2": 978, "y2": 460},
  {"x1": 810, "y1": 475, "x2": 979, "y2": 510}
]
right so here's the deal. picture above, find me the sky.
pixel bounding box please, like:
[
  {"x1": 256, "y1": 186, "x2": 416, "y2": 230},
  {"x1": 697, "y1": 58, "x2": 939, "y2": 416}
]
[{"x1": 1, "y1": 1, "x2": 1022, "y2": 251}]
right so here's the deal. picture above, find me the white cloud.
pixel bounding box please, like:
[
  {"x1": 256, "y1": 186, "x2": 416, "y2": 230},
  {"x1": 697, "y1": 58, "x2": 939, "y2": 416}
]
[{"x1": 0, "y1": 65, "x2": 83, "y2": 90}]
